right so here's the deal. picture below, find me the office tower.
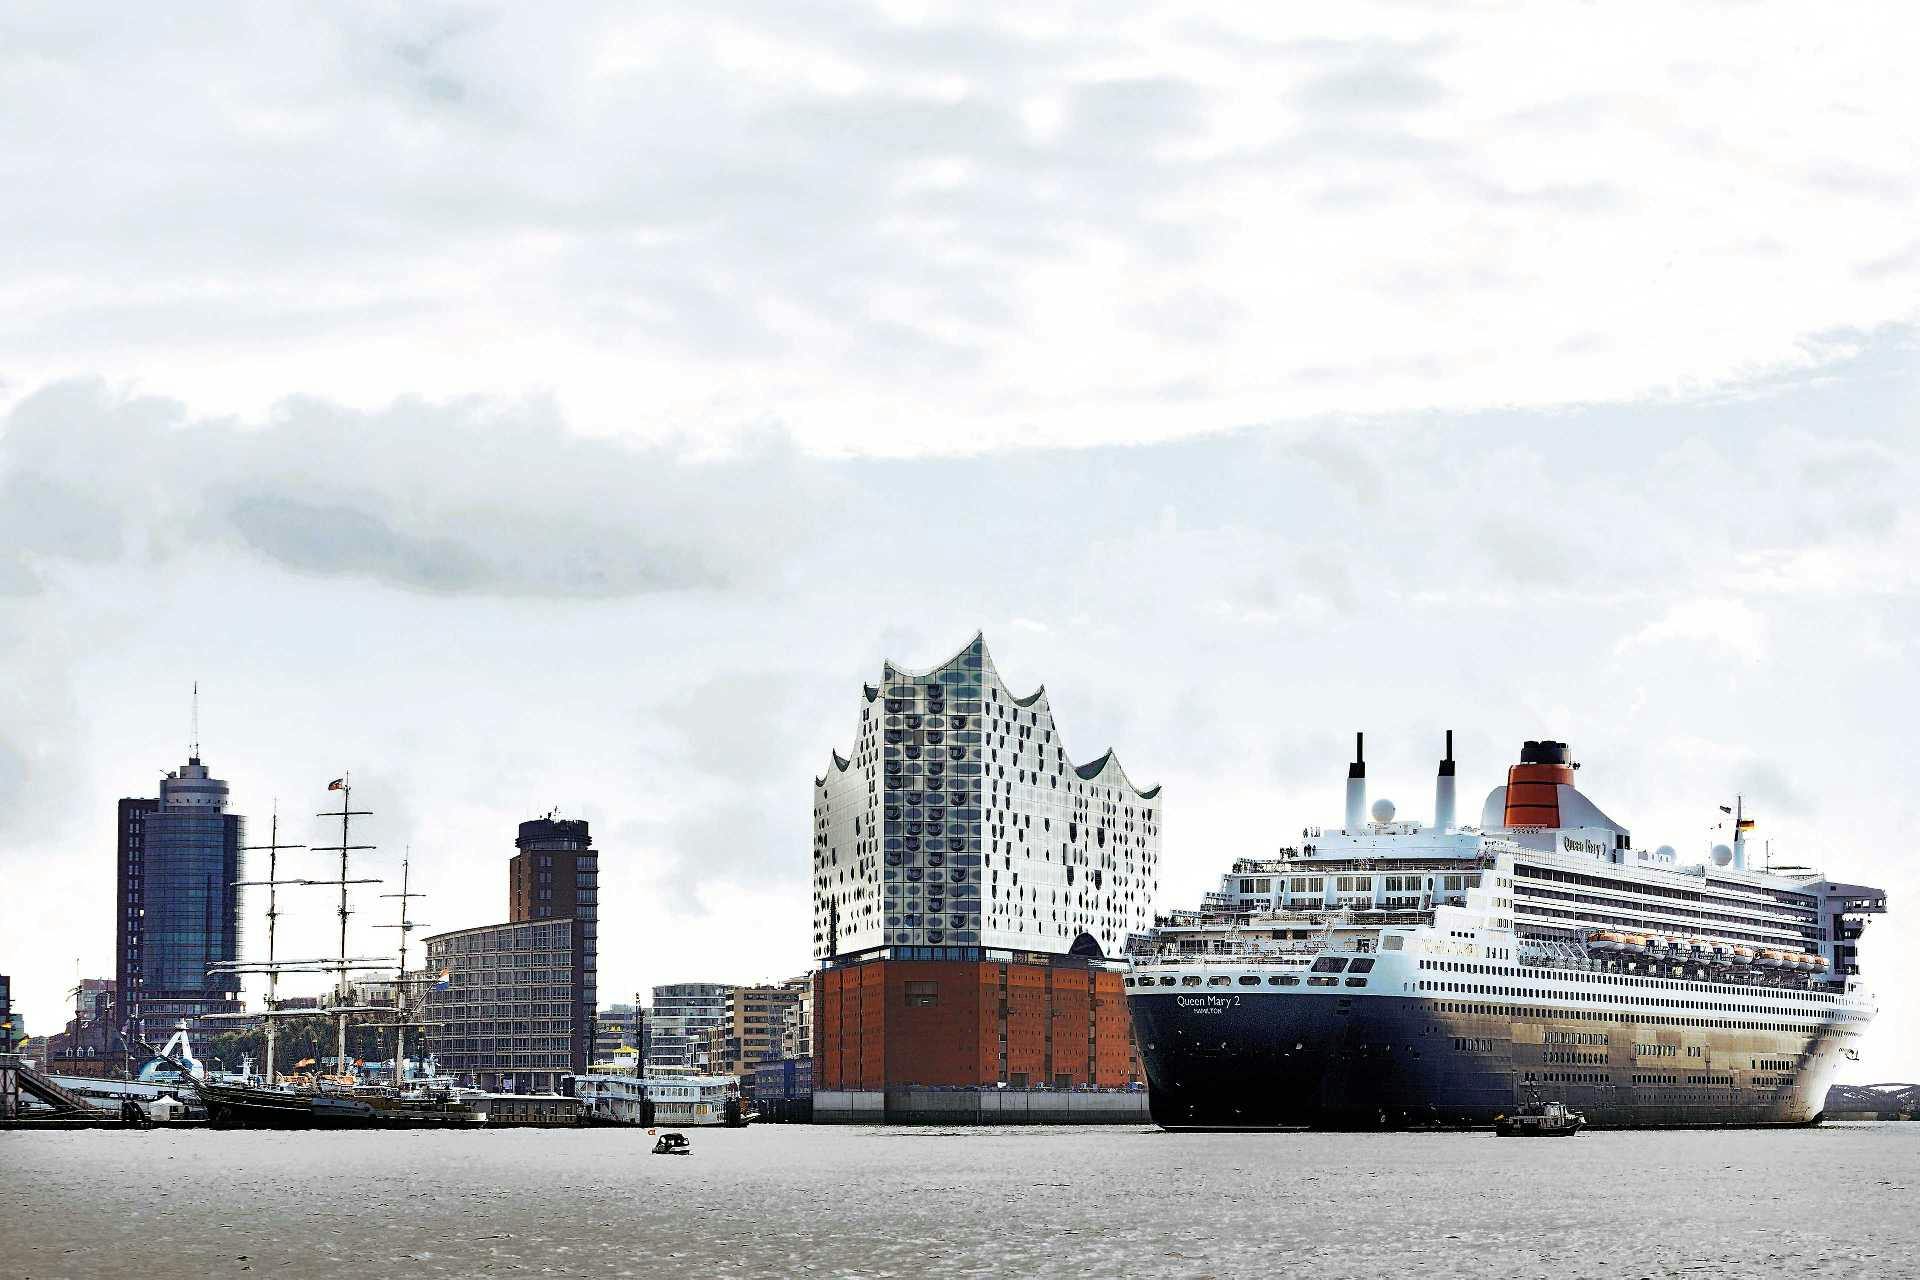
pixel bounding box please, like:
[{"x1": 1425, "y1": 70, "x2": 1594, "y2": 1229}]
[
  {"x1": 116, "y1": 752, "x2": 244, "y2": 1045},
  {"x1": 421, "y1": 815, "x2": 600, "y2": 1089}
]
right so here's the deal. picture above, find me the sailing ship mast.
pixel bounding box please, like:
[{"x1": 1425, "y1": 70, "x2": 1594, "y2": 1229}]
[
  {"x1": 375, "y1": 854, "x2": 426, "y2": 1086},
  {"x1": 312, "y1": 774, "x2": 377, "y2": 1078},
  {"x1": 232, "y1": 803, "x2": 306, "y2": 1083}
]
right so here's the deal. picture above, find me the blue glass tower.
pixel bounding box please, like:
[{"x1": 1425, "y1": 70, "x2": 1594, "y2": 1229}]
[{"x1": 116, "y1": 754, "x2": 245, "y2": 1047}]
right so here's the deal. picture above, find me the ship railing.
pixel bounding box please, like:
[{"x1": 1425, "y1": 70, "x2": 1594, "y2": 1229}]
[{"x1": 1131, "y1": 945, "x2": 1323, "y2": 967}]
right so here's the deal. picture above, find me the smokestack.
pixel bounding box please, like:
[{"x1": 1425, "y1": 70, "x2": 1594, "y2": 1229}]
[
  {"x1": 1345, "y1": 732, "x2": 1366, "y2": 832},
  {"x1": 1434, "y1": 729, "x2": 1456, "y2": 831}
]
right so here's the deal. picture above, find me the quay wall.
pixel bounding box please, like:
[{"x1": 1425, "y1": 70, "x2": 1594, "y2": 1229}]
[{"x1": 812, "y1": 1087, "x2": 1148, "y2": 1125}]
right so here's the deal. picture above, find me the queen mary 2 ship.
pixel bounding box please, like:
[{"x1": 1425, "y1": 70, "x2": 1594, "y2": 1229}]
[{"x1": 1126, "y1": 736, "x2": 1888, "y2": 1129}]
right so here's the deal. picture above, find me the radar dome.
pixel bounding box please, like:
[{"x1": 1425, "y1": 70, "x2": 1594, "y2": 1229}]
[
  {"x1": 1711, "y1": 843, "x2": 1733, "y2": 867},
  {"x1": 1371, "y1": 798, "x2": 1396, "y2": 822},
  {"x1": 1656, "y1": 845, "x2": 1676, "y2": 859}
]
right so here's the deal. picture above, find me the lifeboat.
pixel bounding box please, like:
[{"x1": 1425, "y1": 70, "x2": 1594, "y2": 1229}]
[
  {"x1": 1793, "y1": 953, "x2": 1818, "y2": 971},
  {"x1": 1811, "y1": 954, "x2": 1831, "y2": 971},
  {"x1": 1731, "y1": 945, "x2": 1755, "y2": 963},
  {"x1": 1687, "y1": 938, "x2": 1709, "y2": 956},
  {"x1": 1588, "y1": 931, "x2": 1623, "y2": 953},
  {"x1": 1709, "y1": 942, "x2": 1732, "y2": 959},
  {"x1": 1758, "y1": 950, "x2": 1787, "y2": 969}
]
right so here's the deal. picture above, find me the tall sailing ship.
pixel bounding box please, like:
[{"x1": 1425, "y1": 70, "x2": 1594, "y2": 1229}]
[{"x1": 1126, "y1": 735, "x2": 1888, "y2": 1129}]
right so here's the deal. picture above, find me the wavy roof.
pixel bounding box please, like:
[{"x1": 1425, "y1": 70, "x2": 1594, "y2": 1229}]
[{"x1": 815, "y1": 633, "x2": 1160, "y2": 801}]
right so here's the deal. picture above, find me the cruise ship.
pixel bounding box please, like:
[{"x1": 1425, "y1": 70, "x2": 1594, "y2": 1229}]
[{"x1": 1126, "y1": 735, "x2": 1888, "y2": 1129}]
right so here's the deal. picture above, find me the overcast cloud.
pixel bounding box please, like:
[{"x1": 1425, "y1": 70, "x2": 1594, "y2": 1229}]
[{"x1": 0, "y1": 3, "x2": 1916, "y2": 1079}]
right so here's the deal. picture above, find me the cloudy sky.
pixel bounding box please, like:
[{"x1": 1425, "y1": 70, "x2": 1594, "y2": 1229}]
[{"x1": 1, "y1": 3, "x2": 1915, "y2": 1077}]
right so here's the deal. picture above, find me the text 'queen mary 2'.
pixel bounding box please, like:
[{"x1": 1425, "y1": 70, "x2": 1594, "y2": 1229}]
[{"x1": 1126, "y1": 735, "x2": 1887, "y2": 1129}]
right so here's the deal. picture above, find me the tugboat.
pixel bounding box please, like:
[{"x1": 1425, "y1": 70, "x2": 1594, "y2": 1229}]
[
  {"x1": 1495, "y1": 1100, "x2": 1585, "y2": 1137},
  {"x1": 652, "y1": 1132, "x2": 691, "y2": 1155}
]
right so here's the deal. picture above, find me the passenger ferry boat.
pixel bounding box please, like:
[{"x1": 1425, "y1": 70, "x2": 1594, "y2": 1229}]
[
  {"x1": 1127, "y1": 735, "x2": 1887, "y2": 1129},
  {"x1": 567, "y1": 1073, "x2": 744, "y2": 1127}
]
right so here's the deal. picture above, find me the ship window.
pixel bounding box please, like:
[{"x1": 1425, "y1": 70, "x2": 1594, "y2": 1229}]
[
  {"x1": 1181, "y1": 976, "x2": 1202, "y2": 987},
  {"x1": 1348, "y1": 958, "x2": 1376, "y2": 973},
  {"x1": 1208, "y1": 976, "x2": 1231, "y2": 987},
  {"x1": 1310, "y1": 957, "x2": 1350, "y2": 973},
  {"x1": 1344, "y1": 976, "x2": 1368, "y2": 988},
  {"x1": 1159, "y1": 977, "x2": 1177, "y2": 986},
  {"x1": 1269, "y1": 976, "x2": 1299, "y2": 986},
  {"x1": 1238, "y1": 976, "x2": 1261, "y2": 986}
]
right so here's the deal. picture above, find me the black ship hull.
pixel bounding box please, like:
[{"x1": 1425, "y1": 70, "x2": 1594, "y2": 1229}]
[
  {"x1": 202, "y1": 1086, "x2": 378, "y2": 1129},
  {"x1": 1129, "y1": 990, "x2": 1846, "y2": 1130}
]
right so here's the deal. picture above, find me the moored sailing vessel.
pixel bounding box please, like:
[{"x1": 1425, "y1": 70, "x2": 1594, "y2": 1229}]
[{"x1": 1127, "y1": 735, "x2": 1887, "y2": 1129}]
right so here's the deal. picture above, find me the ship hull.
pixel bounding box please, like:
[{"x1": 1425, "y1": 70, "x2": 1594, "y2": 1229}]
[
  {"x1": 1129, "y1": 990, "x2": 1849, "y2": 1130},
  {"x1": 201, "y1": 1086, "x2": 377, "y2": 1129}
]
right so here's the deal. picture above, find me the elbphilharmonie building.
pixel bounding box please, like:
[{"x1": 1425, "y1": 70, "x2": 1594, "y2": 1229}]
[
  {"x1": 811, "y1": 632, "x2": 1160, "y2": 961},
  {"x1": 810, "y1": 634, "x2": 1160, "y2": 1120}
]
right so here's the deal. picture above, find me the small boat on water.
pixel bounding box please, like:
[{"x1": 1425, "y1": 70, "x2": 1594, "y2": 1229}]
[
  {"x1": 1495, "y1": 1100, "x2": 1585, "y2": 1137},
  {"x1": 652, "y1": 1132, "x2": 690, "y2": 1156}
]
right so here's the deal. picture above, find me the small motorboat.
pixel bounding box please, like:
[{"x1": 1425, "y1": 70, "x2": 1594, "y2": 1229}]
[
  {"x1": 1495, "y1": 1100, "x2": 1585, "y2": 1137},
  {"x1": 652, "y1": 1132, "x2": 691, "y2": 1156}
]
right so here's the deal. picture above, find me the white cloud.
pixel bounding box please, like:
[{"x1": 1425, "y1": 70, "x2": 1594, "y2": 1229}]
[
  {"x1": 1616, "y1": 597, "x2": 1769, "y2": 664},
  {"x1": 0, "y1": 3, "x2": 1915, "y2": 452}
]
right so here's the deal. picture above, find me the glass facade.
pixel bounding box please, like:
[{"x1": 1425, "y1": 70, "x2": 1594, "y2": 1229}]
[
  {"x1": 813, "y1": 635, "x2": 1160, "y2": 962},
  {"x1": 116, "y1": 757, "x2": 244, "y2": 1044}
]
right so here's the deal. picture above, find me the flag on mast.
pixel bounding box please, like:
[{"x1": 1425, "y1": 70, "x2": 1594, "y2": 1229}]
[{"x1": 327, "y1": 778, "x2": 346, "y2": 791}]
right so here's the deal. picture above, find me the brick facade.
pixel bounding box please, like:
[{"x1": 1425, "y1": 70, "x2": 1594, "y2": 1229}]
[{"x1": 814, "y1": 957, "x2": 1134, "y2": 1090}]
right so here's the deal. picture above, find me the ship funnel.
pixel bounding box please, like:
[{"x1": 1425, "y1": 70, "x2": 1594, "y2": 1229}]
[
  {"x1": 1434, "y1": 729, "x2": 1457, "y2": 831},
  {"x1": 1504, "y1": 740, "x2": 1574, "y2": 828},
  {"x1": 1345, "y1": 732, "x2": 1366, "y2": 832}
]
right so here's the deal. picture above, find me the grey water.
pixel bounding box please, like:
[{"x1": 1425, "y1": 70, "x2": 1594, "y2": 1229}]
[{"x1": 2, "y1": 1124, "x2": 1916, "y2": 1278}]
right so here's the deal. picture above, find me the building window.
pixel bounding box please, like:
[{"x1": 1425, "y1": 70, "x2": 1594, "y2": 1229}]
[{"x1": 904, "y1": 981, "x2": 938, "y2": 1007}]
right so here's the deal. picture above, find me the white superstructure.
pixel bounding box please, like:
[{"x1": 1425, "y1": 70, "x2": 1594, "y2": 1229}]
[{"x1": 1127, "y1": 735, "x2": 1888, "y2": 1129}]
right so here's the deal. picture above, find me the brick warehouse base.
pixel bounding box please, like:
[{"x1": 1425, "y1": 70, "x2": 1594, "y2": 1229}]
[
  {"x1": 812, "y1": 1087, "x2": 1149, "y2": 1125},
  {"x1": 813, "y1": 954, "x2": 1141, "y2": 1108}
]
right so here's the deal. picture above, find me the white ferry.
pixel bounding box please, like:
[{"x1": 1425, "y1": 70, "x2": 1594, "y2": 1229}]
[
  {"x1": 567, "y1": 1073, "x2": 744, "y2": 1127},
  {"x1": 1126, "y1": 735, "x2": 1887, "y2": 1129}
]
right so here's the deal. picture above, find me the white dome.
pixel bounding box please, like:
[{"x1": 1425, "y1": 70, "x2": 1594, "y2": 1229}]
[
  {"x1": 1370, "y1": 798, "x2": 1396, "y2": 822},
  {"x1": 1711, "y1": 843, "x2": 1733, "y2": 867}
]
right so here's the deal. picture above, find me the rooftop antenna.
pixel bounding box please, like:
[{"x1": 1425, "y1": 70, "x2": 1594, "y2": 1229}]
[{"x1": 190, "y1": 681, "x2": 200, "y2": 763}]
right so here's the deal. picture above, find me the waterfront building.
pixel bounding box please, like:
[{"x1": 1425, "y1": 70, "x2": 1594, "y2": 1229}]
[
  {"x1": 780, "y1": 975, "x2": 813, "y2": 1061},
  {"x1": 418, "y1": 814, "x2": 601, "y2": 1092},
  {"x1": 703, "y1": 982, "x2": 804, "y2": 1082},
  {"x1": 0, "y1": 973, "x2": 17, "y2": 1053},
  {"x1": 511, "y1": 816, "x2": 598, "y2": 1052},
  {"x1": 811, "y1": 635, "x2": 1157, "y2": 1117},
  {"x1": 648, "y1": 983, "x2": 732, "y2": 1072},
  {"x1": 593, "y1": 1002, "x2": 647, "y2": 1066},
  {"x1": 45, "y1": 979, "x2": 118, "y2": 1077},
  {"x1": 422, "y1": 919, "x2": 582, "y2": 1093},
  {"x1": 116, "y1": 752, "x2": 245, "y2": 1045}
]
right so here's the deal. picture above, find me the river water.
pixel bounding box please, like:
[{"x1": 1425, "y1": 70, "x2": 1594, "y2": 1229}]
[{"x1": 2, "y1": 1123, "x2": 1915, "y2": 1278}]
